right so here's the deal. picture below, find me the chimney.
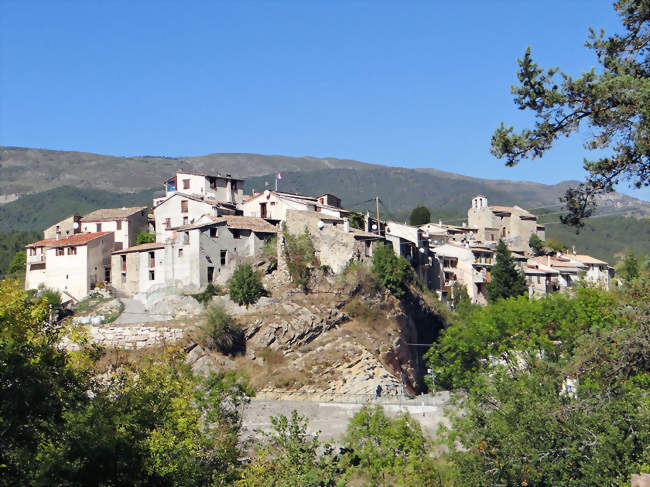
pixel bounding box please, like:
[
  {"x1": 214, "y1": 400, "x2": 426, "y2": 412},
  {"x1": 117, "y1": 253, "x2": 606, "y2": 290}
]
[
  {"x1": 439, "y1": 220, "x2": 442, "y2": 226},
  {"x1": 547, "y1": 255, "x2": 551, "y2": 266},
  {"x1": 343, "y1": 218, "x2": 350, "y2": 233}
]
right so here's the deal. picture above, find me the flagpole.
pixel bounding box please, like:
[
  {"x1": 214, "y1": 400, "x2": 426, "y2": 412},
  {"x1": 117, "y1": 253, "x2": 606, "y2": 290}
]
[{"x1": 275, "y1": 176, "x2": 278, "y2": 192}]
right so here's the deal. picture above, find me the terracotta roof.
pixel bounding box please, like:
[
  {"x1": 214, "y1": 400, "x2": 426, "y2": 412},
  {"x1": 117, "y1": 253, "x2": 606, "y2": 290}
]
[
  {"x1": 82, "y1": 207, "x2": 147, "y2": 221},
  {"x1": 26, "y1": 232, "x2": 112, "y2": 248},
  {"x1": 112, "y1": 242, "x2": 165, "y2": 254},
  {"x1": 570, "y1": 254, "x2": 608, "y2": 265}
]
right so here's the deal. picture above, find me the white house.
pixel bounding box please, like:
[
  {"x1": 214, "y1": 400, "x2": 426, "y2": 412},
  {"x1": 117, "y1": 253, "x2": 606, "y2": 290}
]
[
  {"x1": 80, "y1": 207, "x2": 148, "y2": 250},
  {"x1": 43, "y1": 214, "x2": 82, "y2": 240},
  {"x1": 243, "y1": 190, "x2": 347, "y2": 222},
  {"x1": 567, "y1": 254, "x2": 611, "y2": 290},
  {"x1": 155, "y1": 171, "x2": 245, "y2": 207},
  {"x1": 25, "y1": 232, "x2": 115, "y2": 302},
  {"x1": 111, "y1": 242, "x2": 166, "y2": 296}
]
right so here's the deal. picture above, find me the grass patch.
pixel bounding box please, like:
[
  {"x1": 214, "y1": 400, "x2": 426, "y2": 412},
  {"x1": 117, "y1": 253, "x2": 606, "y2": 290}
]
[{"x1": 344, "y1": 297, "x2": 382, "y2": 322}]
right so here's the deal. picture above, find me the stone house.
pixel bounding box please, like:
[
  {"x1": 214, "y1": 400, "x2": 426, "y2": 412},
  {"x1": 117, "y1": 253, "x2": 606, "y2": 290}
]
[
  {"x1": 567, "y1": 254, "x2": 611, "y2": 290},
  {"x1": 25, "y1": 232, "x2": 114, "y2": 302},
  {"x1": 152, "y1": 192, "x2": 239, "y2": 242},
  {"x1": 530, "y1": 255, "x2": 585, "y2": 290},
  {"x1": 430, "y1": 242, "x2": 494, "y2": 305},
  {"x1": 111, "y1": 214, "x2": 279, "y2": 295},
  {"x1": 81, "y1": 207, "x2": 148, "y2": 250},
  {"x1": 284, "y1": 210, "x2": 382, "y2": 274},
  {"x1": 467, "y1": 195, "x2": 545, "y2": 252},
  {"x1": 243, "y1": 190, "x2": 347, "y2": 222},
  {"x1": 111, "y1": 242, "x2": 166, "y2": 296},
  {"x1": 43, "y1": 214, "x2": 81, "y2": 240}
]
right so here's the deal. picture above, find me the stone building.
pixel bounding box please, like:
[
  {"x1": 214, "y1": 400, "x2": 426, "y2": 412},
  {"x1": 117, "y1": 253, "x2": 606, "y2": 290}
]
[
  {"x1": 283, "y1": 209, "x2": 382, "y2": 274},
  {"x1": 430, "y1": 242, "x2": 494, "y2": 305},
  {"x1": 81, "y1": 207, "x2": 148, "y2": 250},
  {"x1": 111, "y1": 214, "x2": 279, "y2": 296},
  {"x1": 243, "y1": 190, "x2": 347, "y2": 222},
  {"x1": 43, "y1": 214, "x2": 82, "y2": 240},
  {"x1": 157, "y1": 170, "x2": 244, "y2": 207},
  {"x1": 467, "y1": 195, "x2": 545, "y2": 251},
  {"x1": 25, "y1": 232, "x2": 114, "y2": 301}
]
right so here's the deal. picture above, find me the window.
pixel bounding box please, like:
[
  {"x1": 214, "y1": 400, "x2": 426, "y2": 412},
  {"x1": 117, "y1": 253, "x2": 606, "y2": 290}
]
[
  {"x1": 105, "y1": 267, "x2": 111, "y2": 283},
  {"x1": 178, "y1": 248, "x2": 183, "y2": 257},
  {"x1": 220, "y1": 250, "x2": 227, "y2": 265},
  {"x1": 165, "y1": 218, "x2": 171, "y2": 229},
  {"x1": 29, "y1": 248, "x2": 36, "y2": 256},
  {"x1": 149, "y1": 270, "x2": 155, "y2": 280},
  {"x1": 210, "y1": 227, "x2": 217, "y2": 237},
  {"x1": 537, "y1": 275, "x2": 541, "y2": 284},
  {"x1": 96, "y1": 223, "x2": 102, "y2": 232},
  {"x1": 183, "y1": 179, "x2": 190, "y2": 190},
  {"x1": 232, "y1": 182, "x2": 237, "y2": 191},
  {"x1": 121, "y1": 254, "x2": 127, "y2": 272},
  {"x1": 56, "y1": 248, "x2": 65, "y2": 256},
  {"x1": 231, "y1": 229, "x2": 241, "y2": 239},
  {"x1": 116, "y1": 220, "x2": 122, "y2": 230},
  {"x1": 181, "y1": 200, "x2": 188, "y2": 213},
  {"x1": 67, "y1": 247, "x2": 76, "y2": 255},
  {"x1": 183, "y1": 216, "x2": 189, "y2": 225},
  {"x1": 183, "y1": 232, "x2": 190, "y2": 244},
  {"x1": 121, "y1": 273, "x2": 126, "y2": 283},
  {"x1": 149, "y1": 251, "x2": 155, "y2": 268}
]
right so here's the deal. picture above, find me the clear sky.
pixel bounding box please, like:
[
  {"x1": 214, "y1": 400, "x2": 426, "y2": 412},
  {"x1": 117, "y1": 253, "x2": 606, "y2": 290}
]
[{"x1": 1, "y1": 1, "x2": 647, "y2": 201}]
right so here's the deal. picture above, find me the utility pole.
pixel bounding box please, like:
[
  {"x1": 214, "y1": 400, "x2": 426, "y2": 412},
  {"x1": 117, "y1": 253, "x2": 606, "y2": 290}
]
[{"x1": 375, "y1": 196, "x2": 380, "y2": 234}]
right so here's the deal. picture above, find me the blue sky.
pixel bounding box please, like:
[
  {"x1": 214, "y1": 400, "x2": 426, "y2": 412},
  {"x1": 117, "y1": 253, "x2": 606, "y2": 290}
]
[{"x1": 1, "y1": 1, "x2": 647, "y2": 200}]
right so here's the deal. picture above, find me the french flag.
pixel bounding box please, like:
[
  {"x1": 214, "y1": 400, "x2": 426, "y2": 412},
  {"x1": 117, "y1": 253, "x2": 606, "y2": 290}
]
[{"x1": 276, "y1": 172, "x2": 283, "y2": 180}]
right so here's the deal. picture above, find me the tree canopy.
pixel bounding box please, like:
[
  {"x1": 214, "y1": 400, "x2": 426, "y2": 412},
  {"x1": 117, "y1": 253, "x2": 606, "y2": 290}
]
[
  {"x1": 408, "y1": 206, "x2": 431, "y2": 226},
  {"x1": 486, "y1": 240, "x2": 528, "y2": 302},
  {"x1": 491, "y1": 0, "x2": 650, "y2": 226}
]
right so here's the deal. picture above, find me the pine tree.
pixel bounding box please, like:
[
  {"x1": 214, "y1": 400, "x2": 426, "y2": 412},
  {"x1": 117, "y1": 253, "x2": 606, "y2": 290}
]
[{"x1": 487, "y1": 240, "x2": 528, "y2": 302}]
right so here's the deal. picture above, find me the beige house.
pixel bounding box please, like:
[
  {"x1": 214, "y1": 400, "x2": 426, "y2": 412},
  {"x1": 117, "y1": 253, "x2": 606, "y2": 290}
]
[
  {"x1": 81, "y1": 207, "x2": 148, "y2": 250},
  {"x1": 467, "y1": 195, "x2": 545, "y2": 251},
  {"x1": 243, "y1": 190, "x2": 347, "y2": 222},
  {"x1": 567, "y1": 254, "x2": 611, "y2": 290},
  {"x1": 430, "y1": 242, "x2": 494, "y2": 305},
  {"x1": 111, "y1": 215, "x2": 279, "y2": 296},
  {"x1": 25, "y1": 232, "x2": 114, "y2": 301},
  {"x1": 43, "y1": 214, "x2": 81, "y2": 240}
]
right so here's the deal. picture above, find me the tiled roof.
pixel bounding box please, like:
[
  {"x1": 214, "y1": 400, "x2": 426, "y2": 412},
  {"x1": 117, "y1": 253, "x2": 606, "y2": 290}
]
[
  {"x1": 26, "y1": 232, "x2": 112, "y2": 248},
  {"x1": 570, "y1": 254, "x2": 608, "y2": 265},
  {"x1": 82, "y1": 207, "x2": 147, "y2": 221},
  {"x1": 112, "y1": 242, "x2": 165, "y2": 254},
  {"x1": 209, "y1": 215, "x2": 279, "y2": 233}
]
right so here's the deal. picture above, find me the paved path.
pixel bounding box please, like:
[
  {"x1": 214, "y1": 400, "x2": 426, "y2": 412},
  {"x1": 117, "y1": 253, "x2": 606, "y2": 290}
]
[
  {"x1": 113, "y1": 299, "x2": 171, "y2": 325},
  {"x1": 240, "y1": 395, "x2": 452, "y2": 445}
]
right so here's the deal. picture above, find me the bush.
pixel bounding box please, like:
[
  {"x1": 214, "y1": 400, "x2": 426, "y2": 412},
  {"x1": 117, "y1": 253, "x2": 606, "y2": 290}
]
[
  {"x1": 200, "y1": 305, "x2": 245, "y2": 355},
  {"x1": 135, "y1": 232, "x2": 155, "y2": 245},
  {"x1": 528, "y1": 233, "x2": 544, "y2": 255},
  {"x1": 229, "y1": 264, "x2": 264, "y2": 307},
  {"x1": 408, "y1": 206, "x2": 431, "y2": 226},
  {"x1": 344, "y1": 297, "x2": 381, "y2": 322},
  {"x1": 282, "y1": 226, "x2": 315, "y2": 292},
  {"x1": 337, "y1": 260, "x2": 380, "y2": 296},
  {"x1": 191, "y1": 282, "x2": 223, "y2": 306},
  {"x1": 262, "y1": 235, "x2": 277, "y2": 260},
  {"x1": 371, "y1": 245, "x2": 413, "y2": 299}
]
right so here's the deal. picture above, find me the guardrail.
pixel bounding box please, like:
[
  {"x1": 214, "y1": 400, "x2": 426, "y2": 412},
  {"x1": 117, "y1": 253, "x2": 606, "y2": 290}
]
[{"x1": 253, "y1": 390, "x2": 448, "y2": 406}]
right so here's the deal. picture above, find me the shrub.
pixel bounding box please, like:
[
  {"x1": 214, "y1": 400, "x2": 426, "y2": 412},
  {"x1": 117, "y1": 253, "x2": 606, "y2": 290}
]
[
  {"x1": 528, "y1": 233, "x2": 544, "y2": 255},
  {"x1": 191, "y1": 282, "x2": 223, "y2": 306},
  {"x1": 371, "y1": 245, "x2": 413, "y2": 298},
  {"x1": 262, "y1": 235, "x2": 278, "y2": 260},
  {"x1": 408, "y1": 205, "x2": 431, "y2": 226},
  {"x1": 229, "y1": 264, "x2": 264, "y2": 307},
  {"x1": 344, "y1": 297, "x2": 381, "y2": 322},
  {"x1": 282, "y1": 226, "x2": 315, "y2": 292},
  {"x1": 199, "y1": 305, "x2": 245, "y2": 355},
  {"x1": 135, "y1": 231, "x2": 155, "y2": 245},
  {"x1": 337, "y1": 260, "x2": 380, "y2": 296}
]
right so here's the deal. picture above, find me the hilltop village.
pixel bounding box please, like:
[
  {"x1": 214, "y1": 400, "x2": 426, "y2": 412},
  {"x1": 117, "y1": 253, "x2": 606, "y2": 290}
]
[{"x1": 24, "y1": 169, "x2": 613, "y2": 304}]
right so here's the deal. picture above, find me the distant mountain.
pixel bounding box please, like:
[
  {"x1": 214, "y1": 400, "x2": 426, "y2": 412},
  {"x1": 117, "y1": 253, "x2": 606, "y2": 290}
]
[{"x1": 2, "y1": 146, "x2": 649, "y2": 219}]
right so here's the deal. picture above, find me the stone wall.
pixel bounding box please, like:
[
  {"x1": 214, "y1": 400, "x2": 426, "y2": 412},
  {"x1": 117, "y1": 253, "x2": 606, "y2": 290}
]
[{"x1": 64, "y1": 325, "x2": 184, "y2": 350}]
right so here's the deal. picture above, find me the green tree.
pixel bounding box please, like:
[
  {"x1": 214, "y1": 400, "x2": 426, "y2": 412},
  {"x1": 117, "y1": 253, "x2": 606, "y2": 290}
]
[
  {"x1": 6, "y1": 250, "x2": 25, "y2": 276},
  {"x1": 491, "y1": 0, "x2": 650, "y2": 227},
  {"x1": 528, "y1": 233, "x2": 544, "y2": 256},
  {"x1": 236, "y1": 410, "x2": 341, "y2": 487},
  {"x1": 135, "y1": 231, "x2": 155, "y2": 245},
  {"x1": 486, "y1": 240, "x2": 528, "y2": 302},
  {"x1": 408, "y1": 206, "x2": 431, "y2": 226},
  {"x1": 229, "y1": 263, "x2": 264, "y2": 307},
  {"x1": 349, "y1": 212, "x2": 365, "y2": 230},
  {"x1": 282, "y1": 226, "x2": 316, "y2": 292},
  {"x1": 344, "y1": 405, "x2": 441, "y2": 486},
  {"x1": 618, "y1": 252, "x2": 641, "y2": 281},
  {"x1": 200, "y1": 305, "x2": 245, "y2": 355},
  {"x1": 372, "y1": 244, "x2": 413, "y2": 299}
]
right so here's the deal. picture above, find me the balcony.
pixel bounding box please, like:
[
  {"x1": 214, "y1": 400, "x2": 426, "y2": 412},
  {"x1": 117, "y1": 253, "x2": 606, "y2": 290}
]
[
  {"x1": 27, "y1": 254, "x2": 45, "y2": 264},
  {"x1": 473, "y1": 269, "x2": 487, "y2": 283}
]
